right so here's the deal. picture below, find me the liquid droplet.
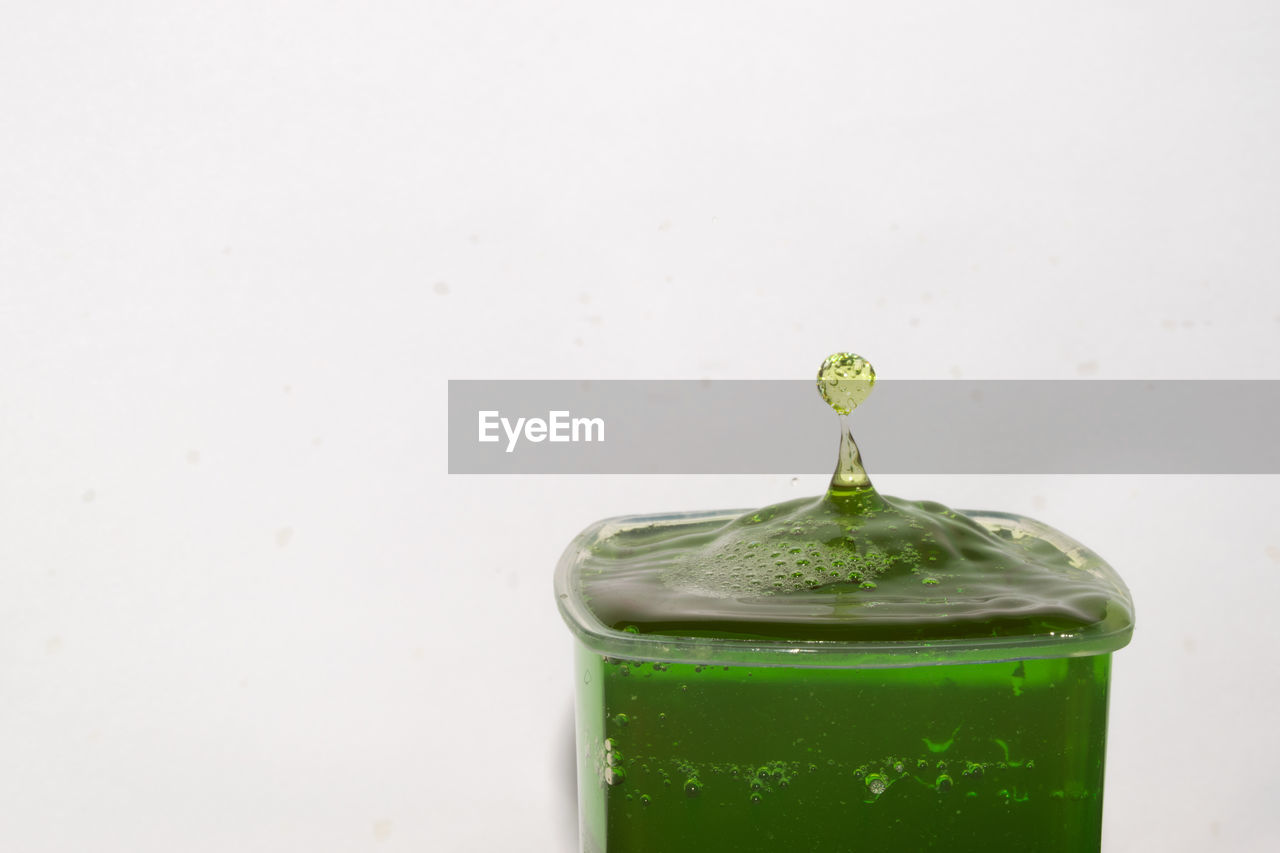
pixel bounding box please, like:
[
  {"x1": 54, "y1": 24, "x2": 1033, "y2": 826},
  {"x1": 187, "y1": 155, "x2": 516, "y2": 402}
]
[
  {"x1": 817, "y1": 354, "x2": 878, "y2": 495},
  {"x1": 684, "y1": 778, "x2": 702, "y2": 797},
  {"x1": 817, "y1": 353, "x2": 876, "y2": 415},
  {"x1": 936, "y1": 774, "x2": 953, "y2": 793},
  {"x1": 866, "y1": 774, "x2": 887, "y2": 796}
]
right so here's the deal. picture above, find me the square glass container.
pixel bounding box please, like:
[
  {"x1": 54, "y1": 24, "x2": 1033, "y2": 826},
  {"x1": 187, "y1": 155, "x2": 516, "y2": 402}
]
[{"x1": 556, "y1": 508, "x2": 1134, "y2": 853}]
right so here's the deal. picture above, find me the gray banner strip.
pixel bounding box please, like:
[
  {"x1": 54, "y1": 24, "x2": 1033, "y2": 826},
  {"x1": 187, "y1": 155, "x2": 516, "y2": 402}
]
[{"x1": 447, "y1": 380, "x2": 1280, "y2": 474}]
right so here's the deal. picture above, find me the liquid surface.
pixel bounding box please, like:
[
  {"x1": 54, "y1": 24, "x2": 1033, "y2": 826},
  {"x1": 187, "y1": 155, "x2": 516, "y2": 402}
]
[
  {"x1": 579, "y1": 500, "x2": 1130, "y2": 644},
  {"x1": 569, "y1": 352, "x2": 1132, "y2": 648}
]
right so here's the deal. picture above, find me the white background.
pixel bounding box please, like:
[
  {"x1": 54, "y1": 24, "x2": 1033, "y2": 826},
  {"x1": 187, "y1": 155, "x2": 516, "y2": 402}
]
[{"x1": 2, "y1": 2, "x2": 1279, "y2": 851}]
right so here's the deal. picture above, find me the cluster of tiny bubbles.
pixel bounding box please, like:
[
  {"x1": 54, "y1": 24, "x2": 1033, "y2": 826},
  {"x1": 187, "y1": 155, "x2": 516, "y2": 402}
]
[
  {"x1": 600, "y1": 656, "x2": 634, "y2": 675},
  {"x1": 716, "y1": 760, "x2": 795, "y2": 803},
  {"x1": 663, "y1": 499, "x2": 949, "y2": 598},
  {"x1": 997, "y1": 786, "x2": 1032, "y2": 804},
  {"x1": 757, "y1": 760, "x2": 791, "y2": 781},
  {"x1": 602, "y1": 738, "x2": 625, "y2": 785}
]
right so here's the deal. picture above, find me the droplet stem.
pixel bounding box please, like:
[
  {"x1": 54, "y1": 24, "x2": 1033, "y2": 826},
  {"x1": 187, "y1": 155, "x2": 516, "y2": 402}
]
[{"x1": 829, "y1": 415, "x2": 871, "y2": 492}]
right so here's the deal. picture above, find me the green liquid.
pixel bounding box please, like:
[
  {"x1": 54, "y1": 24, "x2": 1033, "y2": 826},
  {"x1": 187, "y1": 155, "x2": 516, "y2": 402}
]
[
  {"x1": 582, "y1": 495, "x2": 1126, "y2": 645},
  {"x1": 577, "y1": 650, "x2": 1112, "y2": 853},
  {"x1": 558, "y1": 353, "x2": 1131, "y2": 852},
  {"x1": 577, "y1": 352, "x2": 1131, "y2": 648}
]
